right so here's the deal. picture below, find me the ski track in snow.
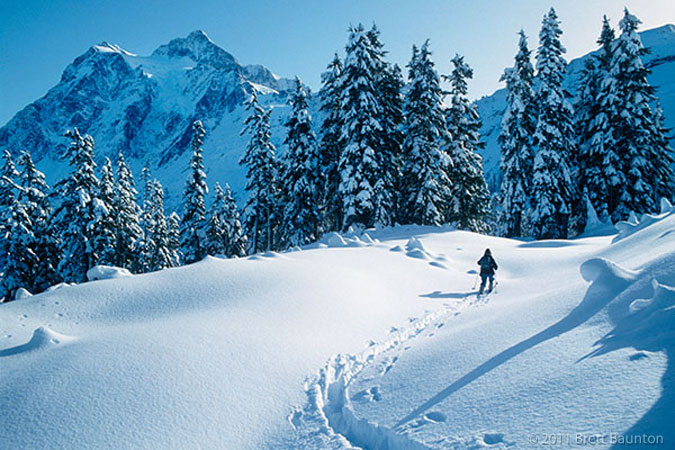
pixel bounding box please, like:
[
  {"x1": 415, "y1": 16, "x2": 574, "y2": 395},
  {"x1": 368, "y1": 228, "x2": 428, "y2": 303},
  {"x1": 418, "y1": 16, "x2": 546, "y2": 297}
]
[
  {"x1": 290, "y1": 285, "x2": 493, "y2": 449},
  {"x1": 290, "y1": 206, "x2": 675, "y2": 449}
]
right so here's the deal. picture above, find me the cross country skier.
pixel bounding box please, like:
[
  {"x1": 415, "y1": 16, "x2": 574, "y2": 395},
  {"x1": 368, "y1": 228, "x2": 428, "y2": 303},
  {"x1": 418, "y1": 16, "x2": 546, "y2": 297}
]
[{"x1": 477, "y1": 249, "x2": 498, "y2": 295}]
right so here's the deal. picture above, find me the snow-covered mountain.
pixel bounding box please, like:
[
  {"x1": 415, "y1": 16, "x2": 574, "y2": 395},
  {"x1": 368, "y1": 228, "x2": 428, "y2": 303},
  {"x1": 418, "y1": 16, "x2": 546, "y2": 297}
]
[
  {"x1": 476, "y1": 24, "x2": 675, "y2": 189},
  {"x1": 1, "y1": 25, "x2": 674, "y2": 206},
  {"x1": 2, "y1": 201, "x2": 674, "y2": 449},
  {"x1": 0, "y1": 30, "x2": 299, "y2": 206}
]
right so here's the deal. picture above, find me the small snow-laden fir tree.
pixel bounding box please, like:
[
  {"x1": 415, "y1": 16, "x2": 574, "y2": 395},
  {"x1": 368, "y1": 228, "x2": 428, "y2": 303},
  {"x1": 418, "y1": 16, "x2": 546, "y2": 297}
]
[
  {"x1": 499, "y1": 30, "x2": 536, "y2": 238},
  {"x1": 205, "y1": 182, "x2": 229, "y2": 256},
  {"x1": 368, "y1": 24, "x2": 404, "y2": 225},
  {"x1": 338, "y1": 24, "x2": 388, "y2": 230},
  {"x1": 531, "y1": 8, "x2": 575, "y2": 239},
  {"x1": 91, "y1": 158, "x2": 117, "y2": 266},
  {"x1": 0, "y1": 150, "x2": 20, "y2": 271},
  {"x1": 574, "y1": 16, "x2": 616, "y2": 227},
  {"x1": 318, "y1": 53, "x2": 344, "y2": 232},
  {"x1": 400, "y1": 41, "x2": 454, "y2": 226},
  {"x1": 280, "y1": 78, "x2": 323, "y2": 248},
  {"x1": 651, "y1": 101, "x2": 675, "y2": 202},
  {"x1": 51, "y1": 129, "x2": 101, "y2": 282},
  {"x1": 181, "y1": 120, "x2": 209, "y2": 264},
  {"x1": 600, "y1": 9, "x2": 675, "y2": 220},
  {"x1": 0, "y1": 150, "x2": 37, "y2": 302},
  {"x1": 134, "y1": 165, "x2": 154, "y2": 273},
  {"x1": 146, "y1": 179, "x2": 174, "y2": 271},
  {"x1": 240, "y1": 91, "x2": 279, "y2": 253},
  {"x1": 0, "y1": 194, "x2": 35, "y2": 302},
  {"x1": 166, "y1": 212, "x2": 182, "y2": 267},
  {"x1": 17, "y1": 151, "x2": 57, "y2": 292},
  {"x1": 222, "y1": 183, "x2": 247, "y2": 257},
  {"x1": 114, "y1": 152, "x2": 143, "y2": 269},
  {"x1": 443, "y1": 54, "x2": 491, "y2": 232}
]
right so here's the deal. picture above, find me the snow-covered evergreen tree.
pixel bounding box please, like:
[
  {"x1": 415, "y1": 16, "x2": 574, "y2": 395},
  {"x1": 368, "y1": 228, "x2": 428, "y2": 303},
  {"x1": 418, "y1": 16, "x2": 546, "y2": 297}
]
[
  {"x1": 221, "y1": 183, "x2": 247, "y2": 258},
  {"x1": 240, "y1": 91, "x2": 278, "y2": 253},
  {"x1": 574, "y1": 16, "x2": 616, "y2": 226},
  {"x1": 400, "y1": 41, "x2": 454, "y2": 226},
  {"x1": 318, "y1": 53, "x2": 344, "y2": 232},
  {"x1": 0, "y1": 150, "x2": 38, "y2": 301},
  {"x1": 599, "y1": 9, "x2": 675, "y2": 220},
  {"x1": 338, "y1": 24, "x2": 389, "y2": 230},
  {"x1": 0, "y1": 150, "x2": 20, "y2": 271},
  {"x1": 443, "y1": 54, "x2": 491, "y2": 232},
  {"x1": 531, "y1": 8, "x2": 575, "y2": 239},
  {"x1": 280, "y1": 77, "x2": 323, "y2": 247},
  {"x1": 146, "y1": 179, "x2": 174, "y2": 271},
  {"x1": 204, "y1": 182, "x2": 248, "y2": 257},
  {"x1": 204, "y1": 182, "x2": 229, "y2": 256},
  {"x1": 17, "y1": 151, "x2": 57, "y2": 292},
  {"x1": 134, "y1": 165, "x2": 154, "y2": 273},
  {"x1": 368, "y1": 24, "x2": 404, "y2": 225},
  {"x1": 180, "y1": 120, "x2": 209, "y2": 264},
  {"x1": 51, "y1": 129, "x2": 101, "y2": 282},
  {"x1": 167, "y1": 212, "x2": 182, "y2": 267},
  {"x1": 92, "y1": 158, "x2": 117, "y2": 266},
  {"x1": 499, "y1": 30, "x2": 536, "y2": 237},
  {"x1": 113, "y1": 152, "x2": 143, "y2": 269},
  {"x1": 651, "y1": 101, "x2": 675, "y2": 202},
  {"x1": 0, "y1": 193, "x2": 35, "y2": 302}
]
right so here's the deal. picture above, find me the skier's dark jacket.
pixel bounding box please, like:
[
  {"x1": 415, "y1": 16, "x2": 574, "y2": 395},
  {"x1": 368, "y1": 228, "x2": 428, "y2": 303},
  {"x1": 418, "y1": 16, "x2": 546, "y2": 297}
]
[{"x1": 477, "y1": 255, "x2": 498, "y2": 275}]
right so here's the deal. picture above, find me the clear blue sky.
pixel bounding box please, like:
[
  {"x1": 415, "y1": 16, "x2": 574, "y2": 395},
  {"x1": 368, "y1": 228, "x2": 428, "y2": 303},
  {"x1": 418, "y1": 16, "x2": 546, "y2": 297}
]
[{"x1": 1, "y1": 0, "x2": 674, "y2": 125}]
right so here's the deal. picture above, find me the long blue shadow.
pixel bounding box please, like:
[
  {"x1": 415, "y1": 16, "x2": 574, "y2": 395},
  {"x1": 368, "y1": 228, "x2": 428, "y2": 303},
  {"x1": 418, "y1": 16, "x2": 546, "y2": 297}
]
[{"x1": 396, "y1": 260, "x2": 633, "y2": 428}]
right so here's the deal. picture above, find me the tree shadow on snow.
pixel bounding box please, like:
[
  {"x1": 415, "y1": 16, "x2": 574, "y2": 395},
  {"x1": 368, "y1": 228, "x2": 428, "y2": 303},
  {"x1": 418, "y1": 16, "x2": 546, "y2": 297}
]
[
  {"x1": 577, "y1": 256, "x2": 675, "y2": 449},
  {"x1": 419, "y1": 291, "x2": 476, "y2": 300},
  {"x1": 518, "y1": 240, "x2": 579, "y2": 248},
  {"x1": 396, "y1": 258, "x2": 640, "y2": 428}
]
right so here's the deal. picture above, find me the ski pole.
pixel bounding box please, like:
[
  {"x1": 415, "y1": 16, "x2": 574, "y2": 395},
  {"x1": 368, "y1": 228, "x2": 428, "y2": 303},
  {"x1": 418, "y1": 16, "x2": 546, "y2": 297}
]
[{"x1": 472, "y1": 273, "x2": 479, "y2": 290}]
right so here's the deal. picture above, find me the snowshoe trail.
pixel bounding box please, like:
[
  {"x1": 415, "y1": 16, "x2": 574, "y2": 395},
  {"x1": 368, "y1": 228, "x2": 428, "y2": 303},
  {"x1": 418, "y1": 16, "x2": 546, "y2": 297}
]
[{"x1": 290, "y1": 283, "x2": 494, "y2": 450}]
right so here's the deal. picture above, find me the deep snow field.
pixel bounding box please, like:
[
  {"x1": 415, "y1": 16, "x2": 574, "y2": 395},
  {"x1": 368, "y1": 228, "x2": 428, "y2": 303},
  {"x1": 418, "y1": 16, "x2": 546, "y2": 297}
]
[{"x1": 1, "y1": 205, "x2": 674, "y2": 450}]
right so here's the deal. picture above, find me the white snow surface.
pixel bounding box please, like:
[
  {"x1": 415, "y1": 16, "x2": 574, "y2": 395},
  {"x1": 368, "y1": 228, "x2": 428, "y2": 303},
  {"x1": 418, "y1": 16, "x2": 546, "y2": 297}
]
[
  {"x1": 86, "y1": 265, "x2": 133, "y2": 281},
  {"x1": 1, "y1": 215, "x2": 675, "y2": 449}
]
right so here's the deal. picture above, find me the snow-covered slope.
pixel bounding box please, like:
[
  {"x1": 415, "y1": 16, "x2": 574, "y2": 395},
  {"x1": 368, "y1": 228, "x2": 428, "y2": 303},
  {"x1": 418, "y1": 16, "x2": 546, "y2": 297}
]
[
  {"x1": 2, "y1": 204, "x2": 674, "y2": 448},
  {"x1": 0, "y1": 30, "x2": 301, "y2": 207},
  {"x1": 476, "y1": 24, "x2": 675, "y2": 189}
]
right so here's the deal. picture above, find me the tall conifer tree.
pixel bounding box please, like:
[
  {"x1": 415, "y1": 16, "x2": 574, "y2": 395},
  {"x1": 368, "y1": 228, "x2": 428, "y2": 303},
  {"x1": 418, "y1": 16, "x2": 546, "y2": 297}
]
[
  {"x1": 280, "y1": 78, "x2": 322, "y2": 247},
  {"x1": 499, "y1": 30, "x2": 536, "y2": 237},
  {"x1": 531, "y1": 8, "x2": 576, "y2": 239},
  {"x1": 444, "y1": 54, "x2": 491, "y2": 232},
  {"x1": 401, "y1": 41, "x2": 454, "y2": 226},
  {"x1": 180, "y1": 120, "x2": 209, "y2": 263},
  {"x1": 240, "y1": 91, "x2": 278, "y2": 253},
  {"x1": 318, "y1": 53, "x2": 344, "y2": 232}
]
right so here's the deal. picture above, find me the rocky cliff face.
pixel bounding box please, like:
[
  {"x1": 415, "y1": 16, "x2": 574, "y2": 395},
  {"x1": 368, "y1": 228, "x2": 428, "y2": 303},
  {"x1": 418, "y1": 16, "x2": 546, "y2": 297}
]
[
  {"x1": 2, "y1": 26, "x2": 674, "y2": 208},
  {"x1": 0, "y1": 30, "x2": 300, "y2": 205}
]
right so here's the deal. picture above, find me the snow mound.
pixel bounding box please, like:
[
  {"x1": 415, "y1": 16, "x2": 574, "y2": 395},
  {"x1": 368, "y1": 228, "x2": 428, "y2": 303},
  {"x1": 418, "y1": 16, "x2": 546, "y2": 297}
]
[
  {"x1": 579, "y1": 197, "x2": 617, "y2": 237},
  {"x1": 613, "y1": 199, "x2": 675, "y2": 243},
  {"x1": 324, "y1": 232, "x2": 348, "y2": 247},
  {"x1": 44, "y1": 282, "x2": 76, "y2": 292},
  {"x1": 580, "y1": 258, "x2": 640, "y2": 284},
  {"x1": 14, "y1": 288, "x2": 33, "y2": 301},
  {"x1": 86, "y1": 265, "x2": 133, "y2": 281},
  {"x1": 321, "y1": 231, "x2": 378, "y2": 248},
  {"x1": 0, "y1": 327, "x2": 75, "y2": 357},
  {"x1": 405, "y1": 237, "x2": 426, "y2": 253}
]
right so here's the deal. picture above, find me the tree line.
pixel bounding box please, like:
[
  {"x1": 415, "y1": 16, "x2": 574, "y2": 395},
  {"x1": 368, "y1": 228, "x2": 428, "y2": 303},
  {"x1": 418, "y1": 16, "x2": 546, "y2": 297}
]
[
  {"x1": 1, "y1": 7, "x2": 673, "y2": 301},
  {"x1": 498, "y1": 8, "x2": 674, "y2": 239}
]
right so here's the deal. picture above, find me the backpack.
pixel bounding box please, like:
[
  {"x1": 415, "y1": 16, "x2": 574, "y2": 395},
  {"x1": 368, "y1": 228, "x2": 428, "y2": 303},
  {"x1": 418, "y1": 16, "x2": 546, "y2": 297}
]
[{"x1": 479, "y1": 255, "x2": 497, "y2": 271}]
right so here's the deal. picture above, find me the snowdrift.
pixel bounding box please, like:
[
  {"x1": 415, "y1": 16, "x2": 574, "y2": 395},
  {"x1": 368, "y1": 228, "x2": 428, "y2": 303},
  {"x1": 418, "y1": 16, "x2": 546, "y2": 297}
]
[{"x1": 1, "y1": 213, "x2": 674, "y2": 449}]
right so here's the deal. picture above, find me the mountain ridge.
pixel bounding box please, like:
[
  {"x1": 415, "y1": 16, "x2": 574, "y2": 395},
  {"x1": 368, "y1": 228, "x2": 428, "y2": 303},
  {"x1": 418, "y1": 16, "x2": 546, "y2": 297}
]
[{"x1": 1, "y1": 25, "x2": 674, "y2": 208}]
